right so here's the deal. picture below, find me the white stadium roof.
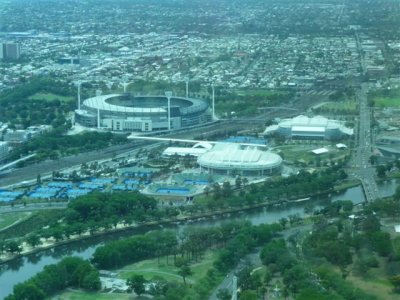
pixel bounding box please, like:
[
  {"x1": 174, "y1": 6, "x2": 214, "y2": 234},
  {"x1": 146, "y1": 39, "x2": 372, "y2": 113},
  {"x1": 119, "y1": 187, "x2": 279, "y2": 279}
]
[
  {"x1": 83, "y1": 94, "x2": 166, "y2": 113},
  {"x1": 292, "y1": 126, "x2": 325, "y2": 133},
  {"x1": 197, "y1": 144, "x2": 282, "y2": 171},
  {"x1": 263, "y1": 115, "x2": 353, "y2": 136}
]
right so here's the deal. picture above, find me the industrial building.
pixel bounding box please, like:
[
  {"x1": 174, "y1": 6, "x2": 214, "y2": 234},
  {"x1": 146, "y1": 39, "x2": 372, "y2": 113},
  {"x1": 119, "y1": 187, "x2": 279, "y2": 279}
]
[
  {"x1": 75, "y1": 93, "x2": 211, "y2": 132},
  {"x1": 263, "y1": 115, "x2": 353, "y2": 140},
  {"x1": 197, "y1": 143, "x2": 282, "y2": 176}
]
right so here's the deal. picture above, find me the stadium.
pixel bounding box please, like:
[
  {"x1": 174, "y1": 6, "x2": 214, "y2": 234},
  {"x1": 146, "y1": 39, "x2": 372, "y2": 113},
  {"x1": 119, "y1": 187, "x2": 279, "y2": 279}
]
[
  {"x1": 197, "y1": 143, "x2": 283, "y2": 176},
  {"x1": 263, "y1": 115, "x2": 354, "y2": 140},
  {"x1": 74, "y1": 93, "x2": 212, "y2": 132}
]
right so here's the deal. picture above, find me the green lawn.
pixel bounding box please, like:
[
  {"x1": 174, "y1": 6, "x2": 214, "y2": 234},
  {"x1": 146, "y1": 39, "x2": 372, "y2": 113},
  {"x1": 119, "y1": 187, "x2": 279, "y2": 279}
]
[
  {"x1": 28, "y1": 92, "x2": 74, "y2": 102},
  {"x1": 316, "y1": 100, "x2": 358, "y2": 114},
  {"x1": 0, "y1": 212, "x2": 31, "y2": 231},
  {"x1": 373, "y1": 97, "x2": 400, "y2": 108},
  {"x1": 275, "y1": 144, "x2": 349, "y2": 165},
  {"x1": 275, "y1": 145, "x2": 319, "y2": 163},
  {"x1": 117, "y1": 250, "x2": 219, "y2": 284},
  {"x1": 54, "y1": 290, "x2": 131, "y2": 300}
]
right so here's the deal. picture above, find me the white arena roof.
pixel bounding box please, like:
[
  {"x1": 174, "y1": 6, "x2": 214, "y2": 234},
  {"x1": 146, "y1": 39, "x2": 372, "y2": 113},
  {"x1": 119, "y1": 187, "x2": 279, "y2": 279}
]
[
  {"x1": 83, "y1": 94, "x2": 166, "y2": 113},
  {"x1": 197, "y1": 144, "x2": 282, "y2": 171},
  {"x1": 292, "y1": 126, "x2": 325, "y2": 133}
]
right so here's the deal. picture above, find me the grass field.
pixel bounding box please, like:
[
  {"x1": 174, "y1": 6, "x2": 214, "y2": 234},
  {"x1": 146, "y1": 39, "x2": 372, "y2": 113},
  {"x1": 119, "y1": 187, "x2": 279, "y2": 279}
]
[
  {"x1": 28, "y1": 92, "x2": 74, "y2": 102},
  {"x1": 275, "y1": 144, "x2": 350, "y2": 164},
  {"x1": 54, "y1": 290, "x2": 132, "y2": 300},
  {"x1": 347, "y1": 257, "x2": 397, "y2": 300},
  {"x1": 117, "y1": 250, "x2": 219, "y2": 284},
  {"x1": 373, "y1": 97, "x2": 400, "y2": 108},
  {"x1": 315, "y1": 100, "x2": 358, "y2": 113},
  {"x1": 0, "y1": 212, "x2": 31, "y2": 231}
]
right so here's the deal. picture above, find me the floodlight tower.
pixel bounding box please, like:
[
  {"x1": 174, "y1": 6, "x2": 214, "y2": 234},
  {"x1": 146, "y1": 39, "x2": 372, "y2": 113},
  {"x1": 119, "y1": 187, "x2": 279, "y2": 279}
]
[
  {"x1": 121, "y1": 76, "x2": 130, "y2": 93},
  {"x1": 211, "y1": 83, "x2": 215, "y2": 120},
  {"x1": 106, "y1": 81, "x2": 113, "y2": 91},
  {"x1": 122, "y1": 82, "x2": 129, "y2": 93},
  {"x1": 185, "y1": 78, "x2": 189, "y2": 99},
  {"x1": 165, "y1": 91, "x2": 173, "y2": 130},
  {"x1": 75, "y1": 81, "x2": 82, "y2": 110},
  {"x1": 97, "y1": 107, "x2": 100, "y2": 129}
]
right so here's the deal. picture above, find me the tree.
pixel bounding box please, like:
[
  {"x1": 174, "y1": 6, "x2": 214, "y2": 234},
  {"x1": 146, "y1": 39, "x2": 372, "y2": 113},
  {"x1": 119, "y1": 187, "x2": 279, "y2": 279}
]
[
  {"x1": 216, "y1": 288, "x2": 231, "y2": 300},
  {"x1": 36, "y1": 174, "x2": 41, "y2": 185},
  {"x1": 178, "y1": 264, "x2": 192, "y2": 285},
  {"x1": 376, "y1": 165, "x2": 386, "y2": 178},
  {"x1": 26, "y1": 234, "x2": 41, "y2": 248},
  {"x1": 390, "y1": 275, "x2": 400, "y2": 293},
  {"x1": 82, "y1": 271, "x2": 101, "y2": 290},
  {"x1": 12, "y1": 283, "x2": 45, "y2": 300},
  {"x1": 279, "y1": 218, "x2": 288, "y2": 229},
  {"x1": 235, "y1": 176, "x2": 242, "y2": 189},
  {"x1": 128, "y1": 274, "x2": 147, "y2": 296},
  {"x1": 6, "y1": 240, "x2": 22, "y2": 254}
]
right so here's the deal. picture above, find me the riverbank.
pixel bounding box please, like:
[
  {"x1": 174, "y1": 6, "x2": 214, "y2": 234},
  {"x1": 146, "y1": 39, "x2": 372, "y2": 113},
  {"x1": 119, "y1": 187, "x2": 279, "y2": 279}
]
[{"x1": 0, "y1": 180, "x2": 362, "y2": 265}]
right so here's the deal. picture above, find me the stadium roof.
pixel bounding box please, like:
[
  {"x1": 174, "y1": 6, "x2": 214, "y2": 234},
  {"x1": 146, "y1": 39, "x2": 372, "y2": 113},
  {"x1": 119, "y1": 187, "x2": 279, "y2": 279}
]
[
  {"x1": 198, "y1": 144, "x2": 282, "y2": 171},
  {"x1": 83, "y1": 94, "x2": 166, "y2": 113},
  {"x1": 263, "y1": 115, "x2": 353, "y2": 136}
]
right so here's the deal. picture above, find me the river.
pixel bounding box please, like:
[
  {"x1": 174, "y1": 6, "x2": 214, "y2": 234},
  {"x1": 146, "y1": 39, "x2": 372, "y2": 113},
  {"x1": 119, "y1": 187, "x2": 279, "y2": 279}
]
[{"x1": 0, "y1": 180, "x2": 398, "y2": 298}]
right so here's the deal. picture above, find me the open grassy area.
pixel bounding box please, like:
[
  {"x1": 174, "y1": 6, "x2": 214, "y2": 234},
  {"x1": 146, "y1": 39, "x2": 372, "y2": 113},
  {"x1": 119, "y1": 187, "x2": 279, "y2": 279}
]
[
  {"x1": 275, "y1": 144, "x2": 350, "y2": 165},
  {"x1": 315, "y1": 100, "x2": 358, "y2": 114},
  {"x1": 0, "y1": 212, "x2": 31, "y2": 231},
  {"x1": 54, "y1": 290, "x2": 131, "y2": 300},
  {"x1": 347, "y1": 257, "x2": 397, "y2": 300},
  {"x1": 117, "y1": 250, "x2": 219, "y2": 284},
  {"x1": 28, "y1": 92, "x2": 74, "y2": 102},
  {"x1": 373, "y1": 97, "x2": 400, "y2": 108}
]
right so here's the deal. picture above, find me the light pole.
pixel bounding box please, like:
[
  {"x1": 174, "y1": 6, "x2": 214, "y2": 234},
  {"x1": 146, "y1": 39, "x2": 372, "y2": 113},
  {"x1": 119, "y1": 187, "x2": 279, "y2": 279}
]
[
  {"x1": 74, "y1": 81, "x2": 82, "y2": 110},
  {"x1": 211, "y1": 83, "x2": 215, "y2": 120},
  {"x1": 165, "y1": 91, "x2": 172, "y2": 130},
  {"x1": 185, "y1": 78, "x2": 189, "y2": 98}
]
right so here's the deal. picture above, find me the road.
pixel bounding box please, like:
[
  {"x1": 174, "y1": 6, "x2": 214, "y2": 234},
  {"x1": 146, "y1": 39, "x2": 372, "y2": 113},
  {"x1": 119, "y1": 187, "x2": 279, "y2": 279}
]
[
  {"x1": 0, "y1": 202, "x2": 67, "y2": 213},
  {"x1": 352, "y1": 79, "x2": 379, "y2": 201},
  {"x1": 0, "y1": 142, "x2": 143, "y2": 188}
]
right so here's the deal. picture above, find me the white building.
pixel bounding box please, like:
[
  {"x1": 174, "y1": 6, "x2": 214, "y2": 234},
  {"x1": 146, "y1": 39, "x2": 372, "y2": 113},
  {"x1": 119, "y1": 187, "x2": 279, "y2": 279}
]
[
  {"x1": 263, "y1": 115, "x2": 353, "y2": 140},
  {"x1": 197, "y1": 144, "x2": 282, "y2": 176}
]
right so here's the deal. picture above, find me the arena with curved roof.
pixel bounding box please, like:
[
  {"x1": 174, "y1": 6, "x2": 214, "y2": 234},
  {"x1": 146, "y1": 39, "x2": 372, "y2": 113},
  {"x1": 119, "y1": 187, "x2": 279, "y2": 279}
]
[
  {"x1": 263, "y1": 115, "x2": 353, "y2": 140},
  {"x1": 197, "y1": 144, "x2": 282, "y2": 176},
  {"x1": 75, "y1": 93, "x2": 211, "y2": 132}
]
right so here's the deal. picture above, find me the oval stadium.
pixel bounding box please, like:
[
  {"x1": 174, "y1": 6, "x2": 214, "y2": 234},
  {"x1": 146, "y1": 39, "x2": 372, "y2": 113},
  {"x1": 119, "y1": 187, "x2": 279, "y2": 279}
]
[{"x1": 74, "y1": 93, "x2": 211, "y2": 132}]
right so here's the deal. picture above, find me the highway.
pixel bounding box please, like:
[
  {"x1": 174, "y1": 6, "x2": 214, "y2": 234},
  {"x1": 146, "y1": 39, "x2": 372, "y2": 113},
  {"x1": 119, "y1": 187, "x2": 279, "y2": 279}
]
[{"x1": 353, "y1": 83, "x2": 380, "y2": 202}]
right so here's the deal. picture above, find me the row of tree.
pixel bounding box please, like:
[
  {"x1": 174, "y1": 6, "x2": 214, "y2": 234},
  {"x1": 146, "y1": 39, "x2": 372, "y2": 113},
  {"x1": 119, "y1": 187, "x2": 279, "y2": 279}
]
[{"x1": 9, "y1": 131, "x2": 127, "y2": 162}]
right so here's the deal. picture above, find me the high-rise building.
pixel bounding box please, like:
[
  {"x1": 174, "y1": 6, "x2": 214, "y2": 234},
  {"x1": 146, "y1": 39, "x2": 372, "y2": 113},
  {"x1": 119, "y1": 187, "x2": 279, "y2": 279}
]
[{"x1": 0, "y1": 43, "x2": 21, "y2": 60}]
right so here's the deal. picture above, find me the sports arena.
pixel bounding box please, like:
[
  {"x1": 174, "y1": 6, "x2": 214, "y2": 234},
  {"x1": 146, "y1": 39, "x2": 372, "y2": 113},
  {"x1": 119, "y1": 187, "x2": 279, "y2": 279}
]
[
  {"x1": 74, "y1": 93, "x2": 212, "y2": 132},
  {"x1": 197, "y1": 143, "x2": 283, "y2": 176}
]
